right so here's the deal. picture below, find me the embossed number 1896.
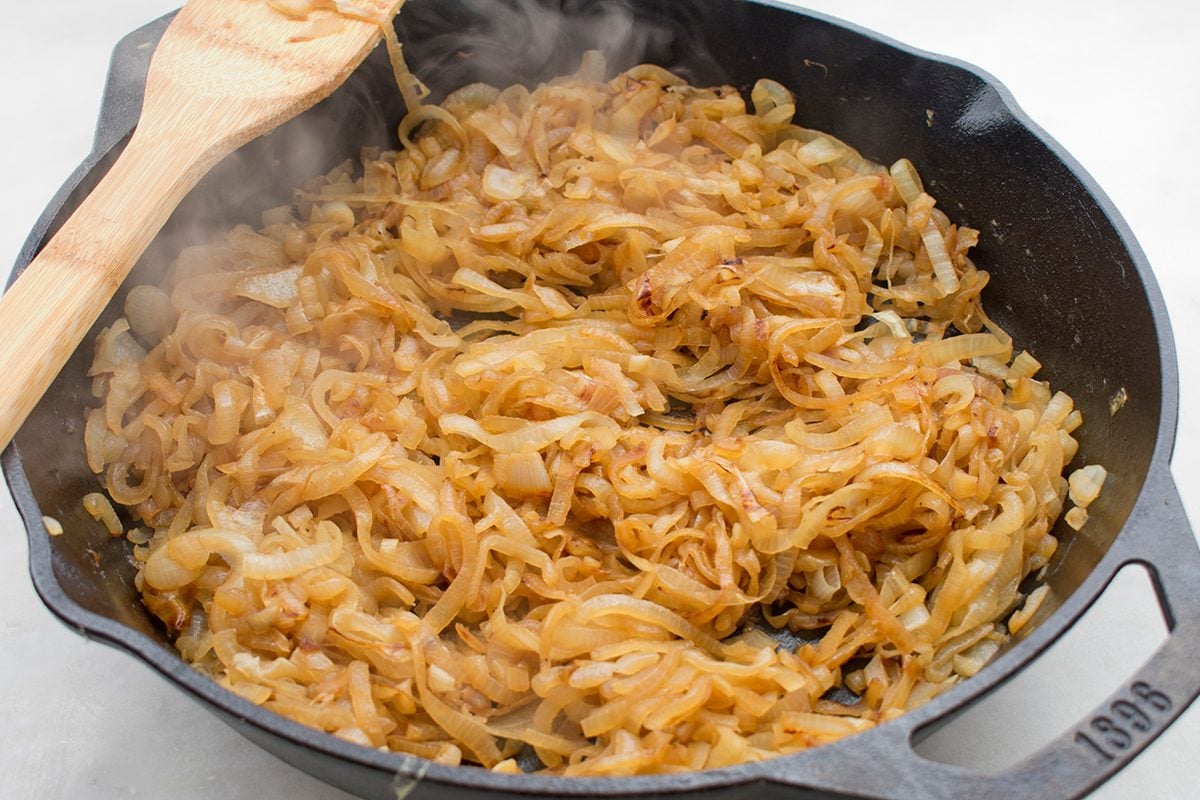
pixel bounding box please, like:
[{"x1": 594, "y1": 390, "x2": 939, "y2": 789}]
[{"x1": 1074, "y1": 681, "x2": 1172, "y2": 764}]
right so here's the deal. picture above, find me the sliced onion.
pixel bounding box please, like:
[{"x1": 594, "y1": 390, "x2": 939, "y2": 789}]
[
  {"x1": 81, "y1": 40, "x2": 1089, "y2": 777},
  {"x1": 888, "y1": 158, "x2": 924, "y2": 205},
  {"x1": 922, "y1": 220, "x2": 959, "y2": 295},
  {"x1": 1068, "y1": 464, "x2": 1107, "y2": 508}
]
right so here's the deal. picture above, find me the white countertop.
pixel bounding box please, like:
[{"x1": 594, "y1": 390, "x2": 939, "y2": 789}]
[{"x1": 1, "y1": 1, "x2": 1197, "y2": 797}]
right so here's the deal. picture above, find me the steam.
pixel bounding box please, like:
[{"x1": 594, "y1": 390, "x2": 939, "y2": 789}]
[
  {"x1": 128, "y1": 48, "x2": 395, "y2": 290},
  {"x1": 131, "y1": 0, "x2": 721, "y2": 292},
  {"x1": 396, "y1": 0, "x2": 721, "y2": 97}
]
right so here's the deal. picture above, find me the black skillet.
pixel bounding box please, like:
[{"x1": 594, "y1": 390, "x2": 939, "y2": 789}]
[{"x1": 6, "y1": 1, "x2": 1200, "y2": 797}]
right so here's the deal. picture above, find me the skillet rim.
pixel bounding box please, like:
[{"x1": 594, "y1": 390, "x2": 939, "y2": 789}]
[{"x1": 3, "y1": 1, "x2": 1187, "y2": 796}]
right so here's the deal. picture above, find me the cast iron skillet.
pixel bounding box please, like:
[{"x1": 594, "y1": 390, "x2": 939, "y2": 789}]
[{"x1": 6, "y1": 1, "x2": 1200, "y2": 798}]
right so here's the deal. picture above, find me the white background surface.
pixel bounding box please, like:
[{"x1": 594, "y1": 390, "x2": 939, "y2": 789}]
[{"x1": 1, "y1": 1, "x2": 1198, "y2": 798}]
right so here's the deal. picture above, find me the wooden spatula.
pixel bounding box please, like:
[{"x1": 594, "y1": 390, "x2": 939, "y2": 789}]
[{"x1": 0, "y1": 0, "x2": 401, "y2": 449}]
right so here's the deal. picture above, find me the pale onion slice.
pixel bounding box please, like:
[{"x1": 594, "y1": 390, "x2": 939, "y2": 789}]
[{"x1": 1068, "y1": 464, "x2": 1107, "y2": 508}]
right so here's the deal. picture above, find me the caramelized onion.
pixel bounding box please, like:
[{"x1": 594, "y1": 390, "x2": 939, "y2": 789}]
[{"x1": 82, "y1": 49, "x2": 1095, "y2": 776}]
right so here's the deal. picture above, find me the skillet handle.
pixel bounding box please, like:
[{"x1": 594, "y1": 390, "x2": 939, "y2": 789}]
[
  {"x1": 769, "y1": 467, "x2": 1200, "y2": 800},
  {"x1": 926, "y1": 468, "x2": 1200, "y2": 799}
]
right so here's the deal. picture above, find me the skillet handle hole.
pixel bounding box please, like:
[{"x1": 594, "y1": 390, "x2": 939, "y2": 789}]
[{"x1": 911, "y1": 562, "x2": 1166, "y2": 775}]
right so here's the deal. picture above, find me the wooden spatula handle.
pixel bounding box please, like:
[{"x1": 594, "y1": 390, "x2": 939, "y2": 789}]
[{"x1": 0, "y1": 128, "x2": 210, "y2": 450}]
